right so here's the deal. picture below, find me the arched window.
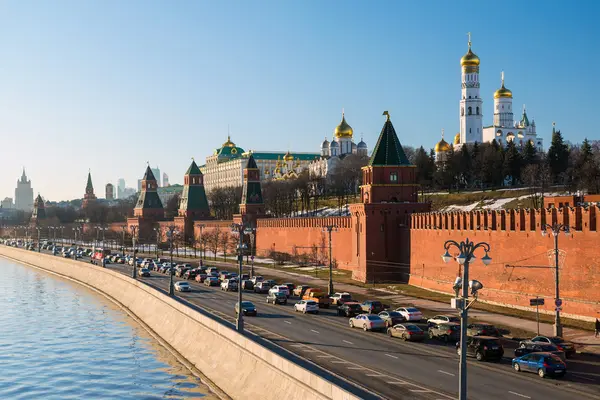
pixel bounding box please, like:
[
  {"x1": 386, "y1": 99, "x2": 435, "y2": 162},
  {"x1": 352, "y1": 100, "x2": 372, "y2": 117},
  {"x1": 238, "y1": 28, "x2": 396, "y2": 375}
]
[
  {"x1": 461, "y1": 107, "x2": 464, "y2": 116},
  {"x1": 476, "y1": 106, "x2": 479, "y2": 115},
  {"x1": 468, "y1": 107, "x2": 472, "y2": 115}
]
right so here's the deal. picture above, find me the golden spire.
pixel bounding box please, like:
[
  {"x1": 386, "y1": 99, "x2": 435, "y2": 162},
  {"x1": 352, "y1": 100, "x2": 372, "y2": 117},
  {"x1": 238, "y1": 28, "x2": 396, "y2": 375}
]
[
  {"x1": 494, "y1": 71, "x2": 513, "y2": 98},
  {"x1": 383, "y1": 110, "x2": 390, "y2": 121},
  {"x1": 460, "y1": 33, "x2": 480, "y2": 67},
  {"x1": 468, "y1": 32, "x2": 471, "y2": 49}
]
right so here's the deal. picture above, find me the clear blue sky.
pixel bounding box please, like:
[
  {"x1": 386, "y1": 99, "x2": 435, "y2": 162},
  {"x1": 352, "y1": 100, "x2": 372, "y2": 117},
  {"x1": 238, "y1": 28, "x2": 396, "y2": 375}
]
[{"x1": 0, "y1": 1, "x2": 597, "y2": 201}]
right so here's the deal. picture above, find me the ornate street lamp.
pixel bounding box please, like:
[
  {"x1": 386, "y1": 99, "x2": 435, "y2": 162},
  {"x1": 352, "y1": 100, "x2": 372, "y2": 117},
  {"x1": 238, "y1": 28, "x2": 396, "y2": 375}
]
[
  {"x1": 322, "y1": 225, "x2": 337, "y2": 296},
  {"x1": 130, "y1": 225, "x2": 138, "y2": 279},
  {"x1": 541, "y1": 223, "x2": 570, "y2": 337}
]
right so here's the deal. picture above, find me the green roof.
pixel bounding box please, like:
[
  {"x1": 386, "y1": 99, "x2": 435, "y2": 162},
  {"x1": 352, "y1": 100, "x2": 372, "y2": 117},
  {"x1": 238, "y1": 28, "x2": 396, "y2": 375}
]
[
  {"x1": 247, "y1": 152, "x2": 319, "y2": 161},
  {"x1": 86, "y1": 172, "x2": 93, "y2": 191},
  {"x1": 246, "y1": 154, "x2": 258, "y2": 169},
  {"x1": 520, "y1": 110, "x2": 529, "y2": 127},
  {"x1": 242, "y1": 181, "x2": 263, "y2": 205},
  {"x1": 368, "y1": 117, "x2": 412, "y2": 166},
  {"x1": 143, "y1": 166, "x2": 157, "y2": 181},
  {"x1": 135, "y1": 191, "x2": 163, "y2": 209},
  {"x1": 179, "y1": 185, "x2": 209, "y2": 211},
  {"x1": 185, "y1": 160, "x2": 202, "y2": 175}
]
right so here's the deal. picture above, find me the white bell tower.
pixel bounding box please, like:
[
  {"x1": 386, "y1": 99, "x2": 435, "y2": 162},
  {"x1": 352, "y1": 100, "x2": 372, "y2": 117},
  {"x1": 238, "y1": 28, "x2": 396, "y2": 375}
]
[{"x1": 459, "y1": 33, "x2": 483, "y2": 144}]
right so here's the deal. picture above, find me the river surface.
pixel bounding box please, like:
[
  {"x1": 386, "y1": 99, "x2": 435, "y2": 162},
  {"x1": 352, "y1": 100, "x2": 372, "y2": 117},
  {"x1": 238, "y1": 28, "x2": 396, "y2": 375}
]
[{"x1": 0, "y1": 257, "x2": 217, "y2": 399}]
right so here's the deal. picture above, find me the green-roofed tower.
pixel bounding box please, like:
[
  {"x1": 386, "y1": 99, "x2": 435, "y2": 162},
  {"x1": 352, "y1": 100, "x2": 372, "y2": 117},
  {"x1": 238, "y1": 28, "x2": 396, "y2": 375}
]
[
  {"x1": 240, "y1": 154, "x2": 265, "y2": 219},
  {"x1": 134, "y1": 165, "x2": 164, "y2": 220},
  {"x1": 82, "y1": 170, "x2": 97, "y2": 208},
  {"x1": 179, "y1": 160, "x2": 210, "y2": 220}
]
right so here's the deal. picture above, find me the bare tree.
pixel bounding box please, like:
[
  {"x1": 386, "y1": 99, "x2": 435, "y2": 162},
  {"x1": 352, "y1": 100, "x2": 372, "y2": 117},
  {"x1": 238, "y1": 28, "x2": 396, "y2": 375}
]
[{"x1": 522, "y1": 162, "x2": 551, "y2": 208}]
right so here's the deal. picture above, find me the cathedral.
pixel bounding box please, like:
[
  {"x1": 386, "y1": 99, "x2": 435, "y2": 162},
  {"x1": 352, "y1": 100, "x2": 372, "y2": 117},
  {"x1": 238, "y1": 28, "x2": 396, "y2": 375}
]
[
  {"x1": 436, "y1": 36, "x2": 544, "y2": 160},
  {"x1": 309, "y1": 112, "x2": 368, "y2": 180}
]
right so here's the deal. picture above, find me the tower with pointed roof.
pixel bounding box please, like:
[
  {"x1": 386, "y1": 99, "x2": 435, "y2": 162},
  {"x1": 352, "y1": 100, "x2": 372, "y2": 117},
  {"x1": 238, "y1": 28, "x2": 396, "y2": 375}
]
[
  {"x1": 349, "y1": 112, "x2": 430, "y2": 283},
  {"x1": 459, "y1": 33, "x2": 483, "y2": 145},
  {"x1": 239, "y1": 154, "x2": 265, "y2": 223},
  {"x1": 15, "y1": 168, "x2": 34, "y2": 211},
  {"x1": 82, "y1": 171, "x2": 97, "y2": 208},
  {"x1": 174, "y1": 160, "x2": 212, "y2": 242},
  {"x1": 30, "y1": 194, "x2": 46, "y2": 226},
  {"x1": 134, "y1": 166, "x2": 164, "y2": 219}
]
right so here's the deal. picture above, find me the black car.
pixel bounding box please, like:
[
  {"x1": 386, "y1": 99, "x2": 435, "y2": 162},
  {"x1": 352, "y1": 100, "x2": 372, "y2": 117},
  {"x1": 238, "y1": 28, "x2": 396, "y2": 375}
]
[
  {"x1": 337, "y1": 302, "x2": 363, "y2": 317},
  {"x1": 457, "y1": 336, "x2": 504, "y2": 361},
  {"x1": 528, "y1": 336, "x2": 576, "y2": 358},
  {"x1": 467, "y1": 323, "x2": 501, "y2": 337},
  {"x1": 235, "y1": 301, "x2": 257, "y2": 316},
  {"x1": 514, "y1": 342, "x2": 565, "y2": 360},
  {"x1": 429, "y1": 322, "x2": 460, "y2": 343},
  {"x1": 266, "y1": 292, "x2": 287, "y2": 305},
  {"x1": 283, "y1": 282, "x2": 296, "y2": 294},
  {"x1": 183, "y1": 268, "x2": 200, "y2": 280}
]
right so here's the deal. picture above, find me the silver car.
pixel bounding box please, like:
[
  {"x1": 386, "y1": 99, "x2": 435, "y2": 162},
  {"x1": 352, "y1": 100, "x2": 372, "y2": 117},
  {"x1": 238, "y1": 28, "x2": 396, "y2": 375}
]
[{"x1": 349, "y1": 314, "x2": 386, "y2": 332}]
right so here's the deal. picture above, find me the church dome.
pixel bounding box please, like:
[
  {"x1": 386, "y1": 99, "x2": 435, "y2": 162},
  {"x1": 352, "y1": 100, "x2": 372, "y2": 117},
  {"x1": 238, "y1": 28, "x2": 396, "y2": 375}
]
[
  {"x1": 435, "y1": 138, "x2": 451, "y2": 153},
  {"x1": 494, "y1": 84, "x2": 513, "y2": 99},
  {"x1": 358, "y1": 139, "x2": 367, "y2": 149},
  {"x1": 330, "y1": 140, "x2": 339, "y2": 148},
  {"x1": 334, "y1": 113, "x2": 353, "y2": 138},
  {"x1": 321, "y1": 138, "x2": 330, "y2": 148},
  {"x1": 283, "y1": 151, "x2": 294, "y2": 161},
  {"x1": 460, "y1": 47, "x2": 480, "y2": 67},
  {"x1": 222, "y1": 135, "x2": 236, "y2": 147},
  {"x1": 454, "y1": 133, "x2": 460, "y2": 145}
]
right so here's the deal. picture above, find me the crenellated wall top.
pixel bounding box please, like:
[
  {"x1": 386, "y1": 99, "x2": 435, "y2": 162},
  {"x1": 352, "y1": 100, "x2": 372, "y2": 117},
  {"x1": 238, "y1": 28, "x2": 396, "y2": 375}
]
[{"x1": 257, "y1": 216, "x2": 352, "y2": 229}]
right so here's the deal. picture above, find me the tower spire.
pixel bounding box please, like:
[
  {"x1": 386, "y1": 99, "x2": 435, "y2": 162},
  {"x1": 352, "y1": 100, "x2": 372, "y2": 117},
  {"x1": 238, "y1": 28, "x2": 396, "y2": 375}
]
[
  {"x1": 467, "y1": 32, "x2": 471, "y2": 48},
  {"x1": 441, "y1": 128, "x2": 445, "y2": 139},
  {"x1": 501, "y1": 71, "x2": 505, "y2": 87}
]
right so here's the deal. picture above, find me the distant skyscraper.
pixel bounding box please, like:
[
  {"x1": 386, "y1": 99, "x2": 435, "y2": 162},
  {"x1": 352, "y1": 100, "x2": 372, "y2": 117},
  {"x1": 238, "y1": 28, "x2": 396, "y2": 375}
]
[
  {"x1": 105, "y1": 183, "x2": 114, "y2": 200},
  {"x1": 117, "y1": 178, "x2": 126, "y2": 199},
  {"x1": 1, "y1": 197, "x2": 13, "y2": 209},
  {"x1": 151, "y1": 167, "x2": 161, "y2": 187},
  {"x1": 15, "y1": 168, "x2": 34, "y2": 211},
  {"x1": 163, "y1": 172, "x2": 170, "y2": 187}
]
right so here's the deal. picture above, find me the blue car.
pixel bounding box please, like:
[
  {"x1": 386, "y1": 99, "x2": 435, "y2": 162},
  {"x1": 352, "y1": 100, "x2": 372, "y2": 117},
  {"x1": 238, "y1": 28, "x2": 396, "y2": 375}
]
[{"x1": 512, "y1": 352, "x2": 566, "y2": 378}]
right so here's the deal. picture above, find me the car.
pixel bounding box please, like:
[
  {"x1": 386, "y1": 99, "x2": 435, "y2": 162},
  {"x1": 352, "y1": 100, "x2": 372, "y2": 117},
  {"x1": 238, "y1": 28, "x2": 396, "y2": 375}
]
[
  {"x1": 512, "y1": 352, "x2": 567, "y2": 378},
  {"x1": 176, "y1": 266, "x2": 191, "y2": 278},
  {"x1": 221, "y1": 279, "x2": 239, "y2": 292},
  {"x1": 250, "y1": 276, "x2": 264, "y2": 285},
  {"x1": 467, "y1": 323, "x2": 501, "y2": 337},
  {"x1": 349, "y1": 314, "x2": 386, "y2": 332},
  {"x1": 514, "y1": 341, "x2": 566, "y2": 361},
  {"x1": 337, "y1": 302, "x2": 363, "y2": 318},
  {"x1": 204, "y1": 277, "x2": 220, "y2": 286},
  {"x1": 183, "y1": 269, "x2": 199, "y2": 280},
  {"x1": 283, "y1": 282, "x2": 296, "y2": 294},
  {"x1": 387, "y1": 324, "x2": 426, "y2": 341},
  {"x1": 330, "y1": 292, "x2": 352, "y2": 305},
  {"x1": 139, "y1": 268, "x2": 151, "y2": 277},
  {"x1": 293, "y1": 285, "x2": 311, "y2": 297},
  {"x1": 457, "y1": 336, "x2": 504, "y2": 361},
  {"x1": 378, "y1": 311, "x2": 405, "y2": 327},
  {"x1": 303, "y1": 289, "x2": 331, "y2": 308},
  {"x1": 527, "y1": 336, "x2": 576, "y2": 358},
  {"x1": 206, "y1": 267, "x2": 218, "y2": 275},
  {"x1": 219, "y1": 271, "x2": 232, "y2": 281},
  {"x1": 266, "y1": 292, "x2": 287, "y2": 305},
  {"x1": 174, "y1": 281, "x2": 191, "y2": 292},
  {"x1": 429, "y1": 322, "x2": 461, "y2": 342},
  {"x1": 395, "y1": 307, "x2": 423, "y2": 321},
  {"x1": 269, "y1": 285, "x2": 290, "y2": 297},
  {"x1": 360, "y1": 301, "x2": 384, "y2": 314},
  {"x1": 195, "y1": 273, "x2": 208, "y2": 283},
  {"x1": 294, "y1": 300, "x2": 319, "y2": 314},
  {"x1": 240, "y1": 280, "x2": 254, "y2": 290},
  {"x1": 427, "y1": 315, "x2": 461, "y2": 326},
  {"x1": 235, "y1": 301, "x2": 257, "y2": 316},
  {"x1": 254, "y1": 282, "x2": 272, "y2": 294}
]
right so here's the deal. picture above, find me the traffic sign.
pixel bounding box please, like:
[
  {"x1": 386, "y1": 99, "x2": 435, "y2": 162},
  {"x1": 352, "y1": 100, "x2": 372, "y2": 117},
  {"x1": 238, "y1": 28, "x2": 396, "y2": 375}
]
[
  {"x1": 530, "y1": 298, "x2": 545, "y2": 306},
  {"x1": 555, "y1": 307, "x2": 562, "y2": 312},
  {"x1": 555, "y1": 299, "x2": 563, "y2": 307}
]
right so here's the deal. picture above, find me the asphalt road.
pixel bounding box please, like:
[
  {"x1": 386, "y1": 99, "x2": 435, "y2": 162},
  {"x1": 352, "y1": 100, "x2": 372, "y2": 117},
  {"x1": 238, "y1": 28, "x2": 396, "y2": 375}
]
[{"x1": 38, "y1": 249, "x2": 600, "y2": 400}]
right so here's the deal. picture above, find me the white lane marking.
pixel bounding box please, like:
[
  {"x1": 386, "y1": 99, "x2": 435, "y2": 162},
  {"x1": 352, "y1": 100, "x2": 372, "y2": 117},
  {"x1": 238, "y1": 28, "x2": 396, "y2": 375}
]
[
  {"x1": 303, "y1": 349, "x2": 319, "y2": 353},
  {"x1": 284, "y1": 320, "x2": 292, "y2": 324},
  {"x1": 437, "y1": 370, "x2": 455, "y2": 376},
  {"x1": 290, "y1": 344, "x2": 303, "y2": 347},
  {"x1": 331, "y1": 360, "x2": 348, "y2": 364},
  {"x1": 317, "y1": 355, "x2": 333, "y2": 358},
  {"x1": 508, "y1": 391, "x2": 531, "y2": 399},
  {"x1": 347, "y1": 367, "x2": 365, "y2": 370},
  {"x1": 410, "y1": 389, "x2": 431, "y2": 393},
  {"x1": 385, "y1": 353, "x2": 398, "y2": 359},
  {"x1": 572, "y1": 373, "x2": 596, "y2": 381},
  {"x1": 366, "y1": 373, "x2": 387, "y2": 377},
  {"x1": 387, "y1": 381, "x2": 408, "y2": 385},
  {"x1": 310, "y1": 329, "x2": 320, "y2": 334},
  {"x1": 342, "y1": 340, "x2": 354, "y2": 345}
]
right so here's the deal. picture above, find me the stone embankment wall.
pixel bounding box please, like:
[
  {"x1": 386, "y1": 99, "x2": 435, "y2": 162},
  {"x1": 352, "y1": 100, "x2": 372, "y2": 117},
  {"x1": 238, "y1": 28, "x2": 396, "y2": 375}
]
[
  {"x1": 410, "y1": 206, "x2": 600, "y2": 320},
  {"x1": 0, "y1": 247, "x2": 359, "y2": 400}
]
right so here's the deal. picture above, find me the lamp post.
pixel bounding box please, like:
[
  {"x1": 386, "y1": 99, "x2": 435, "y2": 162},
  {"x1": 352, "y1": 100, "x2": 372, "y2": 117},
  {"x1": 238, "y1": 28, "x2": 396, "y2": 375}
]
[
  {"x1": 36, "y1": 227, "x2": 41, "y2": 252},
  {"x1": 197, "y1": 224, "x2": 206, "y2": 261},
  {"x1": 541, "y1": 223, "x2": 570, "y2": 337},
  {"x1": 59, "y1": 226, "x2": 64, "y2": 246},
  {"x1": 442, "y1": 238, "x2": 491, "y2": 400},
  {"x1": 322, "y1": 225, "x2": 337, "y2": 296},
  {"x1": 231, "y1": 222, "x2": 249, "y2": 333},
  {"x1": 153, "y1": 227, "x2": 160, "y2": 258},
  {"x1": 165, "y1": 226, "x2": 178, "y2": 296},
  {"x1": 120, "y1": 225, "x2": 127, "y2": 256},
  {"x1": 130, "y1": 225, "x2": 138, "y2": 279}
]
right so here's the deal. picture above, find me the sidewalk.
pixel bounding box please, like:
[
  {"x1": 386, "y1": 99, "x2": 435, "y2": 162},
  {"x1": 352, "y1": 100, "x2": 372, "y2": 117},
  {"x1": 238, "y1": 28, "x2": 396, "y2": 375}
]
[{"x1": 139, "y1": 252, "x2": 600, "y2": 355}]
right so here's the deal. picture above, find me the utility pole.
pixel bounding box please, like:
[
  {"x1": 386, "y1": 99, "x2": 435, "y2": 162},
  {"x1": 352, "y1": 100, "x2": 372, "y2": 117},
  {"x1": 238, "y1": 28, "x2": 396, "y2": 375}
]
[
  {"x1": 231, "y1": 222, "x2": 249, "y2": 333},
  {"x1": 322, "y1": 225, "x2": 337, "y2": 296},
  {"x1": 166, "y1": 226, "x2": 177, "y2": 296},
  {"x1": 542, "y1": 223, "x2": 570, "y2": 337},
  {"x1": 130, "y1": 225, "x2": 138, "y2": 279}
]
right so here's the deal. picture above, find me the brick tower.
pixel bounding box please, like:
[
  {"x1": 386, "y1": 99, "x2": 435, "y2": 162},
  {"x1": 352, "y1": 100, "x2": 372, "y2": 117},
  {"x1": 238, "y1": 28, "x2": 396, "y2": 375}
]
[
  {"x1": 82, "y1": 171, "x2": 97, "y2": 208},
  {"x1": 175, "y1": 160, "x2": 211, "y2": 241},
  {"x1": 238, "y1": 154, "x2": 265, "y2": 225},
  {"x1": 30, "y1": 194, "x2": 46, "y2": 227},
  {"x1": 349, "y1": 112, "x2": 430, "y2": 283},
  {"x1": 134, "y1": 166, "x2": 164, "y2": 220}
]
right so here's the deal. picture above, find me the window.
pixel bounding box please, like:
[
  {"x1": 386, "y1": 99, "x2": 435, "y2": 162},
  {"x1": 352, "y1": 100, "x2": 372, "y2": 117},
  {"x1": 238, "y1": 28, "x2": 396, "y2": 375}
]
[
  {"x1": 469, "y1": 95, "x2": 471, "y2": 99},
  {"x1": 476, "y1": 106, "x2": 479, "y2": 115},
  {"x1": 468, "y1": 107, "x2": 472, "y2": 115},
  {"x1": 390, "y1": 172, "x2": 398, "y2": 182},
  {"x1": 469, "y1": 128, "x2": 471, "y2": 133}
]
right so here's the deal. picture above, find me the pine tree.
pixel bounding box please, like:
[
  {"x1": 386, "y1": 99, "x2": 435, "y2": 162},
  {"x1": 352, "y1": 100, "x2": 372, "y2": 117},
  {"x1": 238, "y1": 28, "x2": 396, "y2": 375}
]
[
  {"x1": 547, "y1": 129, "x2": 570, "y2": 181},
  {"x1": 522, "y1": 140, "x2": 538, "y2": 166},
  {"x1": 503, "y1": 141, "x2": 522, "y2": 185}
]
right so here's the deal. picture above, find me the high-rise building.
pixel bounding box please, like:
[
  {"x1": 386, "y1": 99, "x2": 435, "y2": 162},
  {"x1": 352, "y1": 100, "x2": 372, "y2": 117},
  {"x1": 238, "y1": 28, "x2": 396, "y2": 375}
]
[
  {"x1": 163, "y1": 172, "x2": 170, "y2": 187},
  {"x1": 105, "y1": 183, "x2": 114, "y2": 200},
  {"x1": 151, "y1": 167, "x2": 161, "y2": 187},
  {"x1": 1, "y1": 198, "x2": 13, "y2": 209},
  {"x1": 15, "y1": 168, "x2": 34, "y2": 211},
  {"x1": 117, "y1": 178, "x2": 126, "y2": 199}
]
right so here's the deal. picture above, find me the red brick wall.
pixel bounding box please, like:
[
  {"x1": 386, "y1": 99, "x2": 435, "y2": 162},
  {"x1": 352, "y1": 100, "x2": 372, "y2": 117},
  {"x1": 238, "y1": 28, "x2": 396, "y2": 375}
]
[{"x1": 409, "y1": 206, "x2": 600, "y2": 320}]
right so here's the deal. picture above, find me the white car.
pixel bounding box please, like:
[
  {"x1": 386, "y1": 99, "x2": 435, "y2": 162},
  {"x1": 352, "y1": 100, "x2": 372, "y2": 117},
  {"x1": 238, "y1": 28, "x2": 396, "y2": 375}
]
[
  {"x1": 427, "y1": 314, "x2": 460, "y2": 326},
  {"x1": 349, "y1": 314, "x2": 387, "y2": 332},
  {"x1": 395, "y1": 307, "x2": 423, "y2": 321},
  {"x1": 174, "y1": 281, "x2": 191, "y2": 292},
  {"x1": 294, "y1": 300, "x2": 319, "y2": 314},
  {"x1": 269, "y1": 285, "x2": 290, "y2": 297},
  {"x1": 330, "y1": 292, "x2": 352, "y2": 305},
  {"x1": 221, "y1": 279, "x2": 239, "y2": 292}
]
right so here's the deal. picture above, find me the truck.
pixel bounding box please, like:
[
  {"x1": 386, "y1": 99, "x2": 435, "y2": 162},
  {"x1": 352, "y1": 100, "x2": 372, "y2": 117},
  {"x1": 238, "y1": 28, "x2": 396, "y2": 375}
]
[{"x1": 302, "y1": 288, "x2": 331, "y2": 308}]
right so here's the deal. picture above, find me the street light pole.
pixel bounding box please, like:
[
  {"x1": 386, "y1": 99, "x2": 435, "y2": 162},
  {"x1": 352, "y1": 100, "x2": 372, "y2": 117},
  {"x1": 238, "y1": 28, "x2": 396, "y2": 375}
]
[
  {"x1": 130, "y1": 225, "x2": 138, "y2": 279},
  {"x1": 542, "y1": 223, "x2": 570, "y2": 337},
  {"x1": 232, "y1": 222, "x2": 248, "y2": 333},
  {"x1": 322, "y1": 225, "x2": 337, "y2": 296},
  {"x1": 442, "y1": 238, "x2": 492, "y2": 400},
  {"x1": 36, "y1": 227, "x2": 41, "y2": 252},
  {"x1": 166, "y1": 226, "x2": 177, "y2": 296}
]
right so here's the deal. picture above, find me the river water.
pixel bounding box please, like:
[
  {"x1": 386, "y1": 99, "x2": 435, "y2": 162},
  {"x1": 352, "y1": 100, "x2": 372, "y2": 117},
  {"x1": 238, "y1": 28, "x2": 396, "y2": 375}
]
[{"x1": 0, "y1": 257, "x2": 217, "y2": 399}]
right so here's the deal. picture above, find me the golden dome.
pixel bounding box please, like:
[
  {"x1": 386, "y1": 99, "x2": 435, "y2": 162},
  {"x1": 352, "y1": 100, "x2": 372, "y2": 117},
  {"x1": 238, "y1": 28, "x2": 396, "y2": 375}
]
[
  {"x1": 435, "y1": 138, "x2": 451, "y2": 153},
  {"x1": 460, "y1": 47, "x2": 480, "y2": 67},
  {"x1": 334, "y1": 113, "x2": 353, "y2": 138},
  {"x1": 222, "y1": 135, "x2": 236, "y2": 148},
  {"x1": 454, "y1": 133, "x2": 460, "y2": 145},
  {"x1": 494, "y1": 84, "x2": 513, "y2": 99},
  {"x1": 283, "y1": 151, "x2": 294, "y2": 161}
]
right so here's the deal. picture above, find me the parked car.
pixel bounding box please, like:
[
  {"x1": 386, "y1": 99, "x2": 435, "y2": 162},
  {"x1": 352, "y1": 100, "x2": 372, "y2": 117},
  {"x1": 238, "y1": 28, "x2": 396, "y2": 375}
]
[
  {"x1": 176, "y1": 266, "x2": 191, "y2": 278},
  {"x1": 378, "y1": 311, "x2": 405, "y2": 327},
  {"x1": 514, "y1": 341, "x2": 566, "y2": 361},
  {"x1": 219, "y1": 271, "x2": 232, "y2": 281},
  {"x1": 183, "y1": 269, "x2": 199, "y2": 280},
  {"x1": 206, "y1": 267, "x2": 218, "y2": 275},
  {"x1": 139, "y1": 268, "x2": 151, "y2": 277},
  {"x1": 428, "y1": 322, "x2": 461, "y2": 343},
  {"x1": 330, "y1": 292, "x2": 352, "y2": 305},
  {"x1": 174, "y1": 281, "x2": 191, "y2": 292},
  {"x1": 427, "y1": 315, "x2": 460, "y2": 326},
  {"x1": 241, "y1": 280, "x2": 254, "y2": 290},
  {"x1": 512, "y1": 352, "x2": 567, "y2": 378},
  {"x1": 293, "y1": 285, "x2": 311, "y2": 297},
  {"x1": 204, "y1": 277, "x2": 220, "y2": 287},
  {"x1": 387, "y1": 324, "x2": 426, "y2": 341},
  {"x1": 283, "y1": 283, "x2": 296, "y2": 294},
  {"x1": 195, "y1": 273, "x2": 208, "y2": 283},
  {"x1": 249, "y1": 276, "x2": 263, "y2": 285},
  {"x1": 303, "y1": 289, "x2": 331, "y2": 308},
  {"x1": 360, "y1": 301, "x2": 385, "y2": 314},
  {"x1": 266, "y1": 292, "x2": 287, "y2": 305},
  {"x1": 349, "y1": 314, "x2": 386, "y2": 332},
  {"x1": 269, "y1": 285, "x2": 290, "y2": 298},
  {"x1": 235, "y1": 301, "x2": 257, "y2": 316},
  {"x1": 467, "y1": 323, "x2": 501, "y2": 337},
  {"x1": 395, "y1": 307, "x2": 423, "y2": 321},
  {"x1": 254, "y1": 282, "x2": 272, "y2": 294},
  {"x1": 221, "y1": 279, "x2": 239, "y2": 292},
  {"x1": 294, "y1": 300, "x2": 319, "y2": 314},
  {"x1": 457, "y1": 336, "x2": 504, "y2": 361},
  {"x1": 337, "y1": 302, "x2": 363, "y2": 318},
  {"x1": 527, "y1": 336, "x2": 576, "y2": 358}
]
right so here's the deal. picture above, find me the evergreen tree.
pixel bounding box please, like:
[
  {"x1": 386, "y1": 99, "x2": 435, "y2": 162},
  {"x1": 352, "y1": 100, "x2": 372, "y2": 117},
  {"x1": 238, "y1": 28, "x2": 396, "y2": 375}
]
[
  {"x1": 503, "y1": 141, "x2": 522, "y2": 185},
  {"x1": 459, "y1": 145, "x2": 472, "y2": 187},
  {"x1": 522, "y1": 140, "x2": 538, "y2": 166},
  {"x1": 414, "y1": 146, "x2": 435, "y2": 188},
  {"x1": 547, "y1": 129, "x2": 570, "y2": 181},
  {"x1": 471, "y1": 142, "x2": 482, "y2": 187}
]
